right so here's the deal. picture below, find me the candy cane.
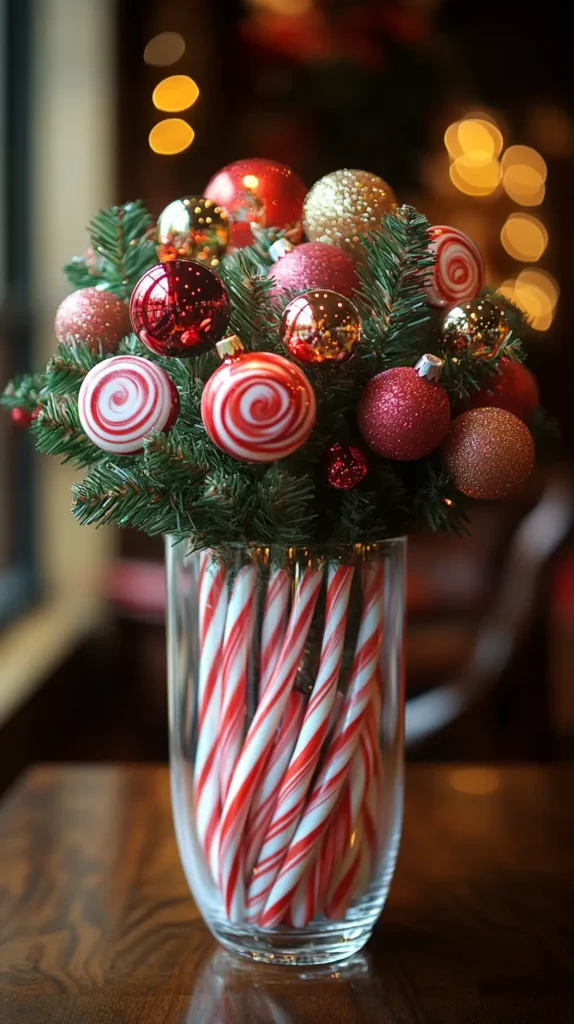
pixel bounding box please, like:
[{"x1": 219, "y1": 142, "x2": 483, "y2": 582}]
[
  {"x1": 244, "y1": 689, "x2": 306, "y2": 889},
  {"x1": 219, "y1": 564, "x2": 258, "y2": 805},
  {"x1": 260, "y1": 561, "x2": 384, "y2": 928},
  {"x1": 324, "y1": 728, "x2": 373, "y2": 919},
  {"x1": 245, "y1": 564, "x2": 354, "y2": 923},
  {"x1": 194, "y1": 551, "x2": 228, "y2": 880},
  {"x1": 218, "y1": 566, "x2": 324, "y2": 922},
  {"x1": 259, "y1": 568, "x2": 290, "y2": 699}
]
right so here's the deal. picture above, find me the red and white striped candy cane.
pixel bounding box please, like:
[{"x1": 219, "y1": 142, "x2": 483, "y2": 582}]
[
  {"x1": 260, "y1": 561, "x2": 385, "y2": 929},
  {"x1": 245, "y1": 564, "x2": 354, "y2": 922},
  {"x1": 219, "y1": 564, "x2": 258, "y2": 805},
  {"x1": 244, "y1": 689, "x2": 306, "y2": 888},
  {"x1": 194, "y1": 551, "x2": 229, "y2": 879},
  {"x1": 218, "y1": 566, "x2": 324, "y2": 922},
  {"x1": 324, "y1": 727, "x2": 373, "y2": 919},
  {"x1": 259, "y1": 568, "x2": 290, "y2": 699}
]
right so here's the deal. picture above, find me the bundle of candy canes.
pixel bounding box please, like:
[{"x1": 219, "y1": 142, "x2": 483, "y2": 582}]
[{"x1": 195, "y1": 550, "x2": 384, "y2": 926}]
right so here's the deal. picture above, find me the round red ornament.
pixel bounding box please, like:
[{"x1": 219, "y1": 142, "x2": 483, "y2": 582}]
[
  {"x1": 357, "y1": 355, "x2": 451, "y2": 461},
  {"x1": 55, "y1": 287, "x2": 130, "y2": 354},
  {"x1": 129, "y1": 260, "x2": 230, "y2": 358},
  {"x1": 457, "y1": 358, "x2": 539, "y2": 421},
  {"x1": 425, "y1": 226, "x2": 484, "y2": 309},
  {"x1": 204, "y1": 158, "x2": 307, "y2": 249},
  {"x1": 268, "y1": 241, "x2": 360, "y2": 299},
  {"x1": 201, "y1": 337, "x2": 316, "y2": 462},
  {"x1": 281, "y1": 290, "x2": 361, "y2": 365},
  {"x1": 10, "y1": 406, "x2": 37, "y2": 429},
  {"x1": 324, "y1": 442, "x2": 368, "y2": 490},
  {"x1": 443, "y1": 408, "x2": 534, "y2": 500},
  {"x1": 78, "y1": 355, "x2": 179, "y2": 455}
]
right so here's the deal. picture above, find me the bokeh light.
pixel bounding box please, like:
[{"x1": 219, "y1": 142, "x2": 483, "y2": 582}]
[
  {"x1": 149, "y1": 119, "x2": 195, "y2": 155},
  {"x1": 152, "y1": 75, "x2": 199, "y2": 113},
  {"x1": 143, "y1": 32, "x2": 186, "y2": 66},
  {"x1": 449, "y1": 153, "x2": 502, "y2": 197},
  {"x1": 500, "y1": 213, "x2": 548, "y2": 262},
  {"x1": 248, "y1": 0, "x2": 314, "y2": 12},
  {"x1": 499, "y1": 269, "x2": 559, "y2": 332},
  {"x1": 444, "y1": 117, "x2": 503, "y2": 162},
  {"x1": 502, "y1": 146, "x2": 547, "y2": 206}
]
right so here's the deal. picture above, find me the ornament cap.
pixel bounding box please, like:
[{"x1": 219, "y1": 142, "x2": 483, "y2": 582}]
[
  {"x1": 415, "y1": 353, "x2": 444, "y2": 382},
  {"x1": 269, "y1": 238, "x2": 295, "y2": 262},
  {"x1": 216, "y1": 335, "x2": 245, "y2": 360}
]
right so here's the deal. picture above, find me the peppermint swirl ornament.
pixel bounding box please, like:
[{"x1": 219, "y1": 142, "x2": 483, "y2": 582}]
[
  {"x1": 425, "y1": 226, "x2": 485, "y2": 309},
  {"x1": 201, "y1": 338, "x2": 316, "y2": 462},
  {"x1": 78, "y1": 355, "x2": 179, "y2": 454}
]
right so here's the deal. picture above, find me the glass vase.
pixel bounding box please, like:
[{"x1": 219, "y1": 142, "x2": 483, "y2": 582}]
[{"x1": 166, "y1": 539, "x2": 406, "y2": 966}]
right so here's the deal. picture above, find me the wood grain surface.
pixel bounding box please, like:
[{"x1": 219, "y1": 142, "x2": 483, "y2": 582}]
[{"x1": 0, "y1": 764, "x2": 573, "y2": 1023}]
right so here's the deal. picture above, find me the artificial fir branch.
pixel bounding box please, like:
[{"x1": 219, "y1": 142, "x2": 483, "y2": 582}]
[
  {"x1": 409, "y1": 462, "x2": 471, "y2": 536},
  {"x1": 217, "y1": 248, "x2": 277, "y2": 348},
  {"x1": 44, "y1": 341, "x2": 107, "y2": 396},
  {"x1": 32, "y1": 393, "x2": 100, "y2": 467},
  {"x1": 252, "y1": 466, "x2": 317, "y2": 546},
  {"x1": 65, "y1": 201, "x2": 157, "y2": 299},
  {"x1": 71, "y1": 460, "x2": 187, "y2": 534},
  {"x1": 438, "y1": 326, "x2": 525, "y2": 397},
  {"x1": 1, "y1": 372, "x2": 44, "y2": 411}
]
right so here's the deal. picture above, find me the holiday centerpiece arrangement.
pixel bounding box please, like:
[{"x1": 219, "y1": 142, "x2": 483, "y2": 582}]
[{"x1": 2, "y1": 160, "x2": 545, "y2": 964}]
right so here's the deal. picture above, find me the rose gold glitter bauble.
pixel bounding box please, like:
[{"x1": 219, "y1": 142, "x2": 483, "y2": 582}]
[
  {"x1": 55, "y1": 287, "x2": 131, "y2": 354},
  {"x1": 357, "y1": 365, "x2": 451, "y2": 461},
  {"x1": 443, "y1": 408, "x2": 535, "y2": 500},
  {"x1": 303, "y1": 169, "x2": 397, "y2": 257}
]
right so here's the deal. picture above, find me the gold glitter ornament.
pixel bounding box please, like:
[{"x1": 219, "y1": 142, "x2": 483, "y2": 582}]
[
  {"x1": 157, "y1": 196, "x2": 229, "y2": 267},
  {"x1": 280, "y1": 289, "x2": 361, "y2": 365},
  {"x1": 54, "y1": 287, "x2": 131, "y2": 354},
  {"x1": 443, "y1": 407, "x2": 534, "y2": 500},
  {"x1": 442, "y1": 298, "x2": 510, "y2": 359},
  {"x1": 303, "y1": 169, "x2": 397, "y2": 256}
]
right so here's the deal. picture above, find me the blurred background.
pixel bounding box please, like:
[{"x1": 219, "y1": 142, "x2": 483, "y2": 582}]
[{"x1": 1, "y1": 0, "x2": 574, "y2": 793}]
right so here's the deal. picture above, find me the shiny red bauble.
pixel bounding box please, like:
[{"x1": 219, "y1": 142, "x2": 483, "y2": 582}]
[
  {"x1": 129, "y1": 260, "x2": 230, "y2": 358},
  {"x1": 268, "y1": 241, "x2": 360, "y2": 299},
  {"x1": 357, "y1": 366, "x2": 451, "y2": 461},
  {"x1": 456, "y1": 358, "x2": 540, "y2": 422},
  {"x1": 204, "y1": 158, "x2": 307, "y2": 249}
]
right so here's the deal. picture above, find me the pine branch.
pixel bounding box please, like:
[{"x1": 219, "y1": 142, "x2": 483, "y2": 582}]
[
  {"x1": 252, "y1": 466, "x2": 317, "y2": 546},
  {"x1": 44, "y1": 341, "x2": 107, "y2": 397},
  {"x1": 1, "y1": 372, "x2": 44, "y2": 411},
  {"x1": 32, "y1": 394, "x2": 100, "y2": 467},
  {"x1": 71, "y1": 459, "x2": 188, "y2": 534},
  {"x1": 144, "y1": 425, "x2": 209, "y2": 490},
  {"x1": 356, "y1": 206, "x2": 435, "y2": 371},
  {"x1": 409, "y1": 462, "x2": 471, "y2": 536},
  {"x1": 85, "y1": 201, "x2": 157, "y2": 300},
  {"x1": 217, "y1": 248, "x2": 276, "y2": 349},
  {"x1": 439, "y1": 332, "x2": 525, "y2": 397}
]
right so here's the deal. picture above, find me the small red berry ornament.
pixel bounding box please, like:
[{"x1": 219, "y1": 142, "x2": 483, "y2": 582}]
[
  {"x1": 201, "y1": 336, "x2": 316, "y2": 463},
  {"x1": 204, "y1": 158, "x2": 307, "y2": 249},
  {"x1": 129, "y1": 260, "x2": 230, "y2": 358},
  {"x1": 10, "y1": 407, "x2": 37, "y2": 429},
  {"x1": 281, "y1": 290, "x2": 361, "y2": 365},
  {"x1": 425, "y1": 226, "x2": 484, "y2": 309},
  {"x1": 456, "y1": 358, "x2": 539, "y2": 421},
  {"x1": 324, "y1": 442, "x2": 368, "y2": 490},
  {"x1": 55, "y1": 287, "x2": 130, "y2": 354},
  {"x1": 357, "y1": 355, "x2": 451, "y2": 461},
  {"x1": 268, "y1": 241, "x2": 360, "y2": 299},
  {"x1": 443, "y1": 408, "x2": 535, "y2": 500}
]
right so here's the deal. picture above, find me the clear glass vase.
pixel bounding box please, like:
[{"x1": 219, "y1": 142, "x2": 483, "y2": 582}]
[{"x1": 166, "y1": 539, "x2": 406, "y2": 966}]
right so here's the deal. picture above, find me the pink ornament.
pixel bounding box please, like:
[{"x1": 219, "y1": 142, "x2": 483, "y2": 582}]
[
  {"x1": 78, "y1": 355, "x2": 179, "y2": 454},
  {"x1": 55, "y1": 287, "x2": 131, "y2": 354},
  {"x1": 204, "y1": 158, "x2": 307, "y2": 249},
  {"x1": 357, "y1": 359, "x2": 451, "y2": 461},
  {"x1": 425, "y1": 226, "x2": 484, "y2": 309},
  {"x1": 268, "y1": 242, "x2": 360, "y2": 299},
  {"x1": 201, "y1": 349, "x2": 316, "y2": 462}
]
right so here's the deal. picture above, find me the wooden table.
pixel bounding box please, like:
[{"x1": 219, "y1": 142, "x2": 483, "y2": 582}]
[{"x1": 0, "y1": 765, "x2": 573, "y2": 1023}]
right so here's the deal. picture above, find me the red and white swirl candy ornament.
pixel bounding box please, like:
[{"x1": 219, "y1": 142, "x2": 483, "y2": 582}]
[
  {"x1": 201, "y1": 337, "x2": 316, "y2": 462},
  {"x1": 78, "y1": 355, "x2": 179, "y2": 454},
  {"x1": 425, "y1": 225, "x2": 485, "y2": 309}
]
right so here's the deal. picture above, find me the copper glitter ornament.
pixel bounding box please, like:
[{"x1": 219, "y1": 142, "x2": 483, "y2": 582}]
[
  {"x1": 357, "y1": 357, "x2": 451, "y2": 461},
  {"x1": 324, "y1": 442, "x2": 368, "y2": 490},
  {"x1": 55, "y1": 287, "x2": 131, "y2": 354},
  {"x1": 281, "y1": 289, "x2": 361, "y2": 365},
  {"x1": 443, "y1": 408, "x2": 534, "y2": 500},
  {"x1": 157, "y1": 196, "x2": 229, "y2": 267},
  {"x1": 303, "y1": 169, "x2": 397, "y2": 257},
  {"x1": 442, "y1": 298, "x2": 510, "y2": 359}
]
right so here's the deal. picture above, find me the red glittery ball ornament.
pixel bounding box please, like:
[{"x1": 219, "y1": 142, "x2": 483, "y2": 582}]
[
  {"x1": 204, "y1": 158, "x2": 307, "y2": 249},
  {"x1": 357, "y1": 355, "x2": 451, "y2": 461},
  {"x1": 443, "y1": 408, "x2": 535, "y2": 500},
  {"x1": 129, "y1": 260, "x2": 230, "y2": 358},
  {"x1": 55, "y1": 287, "x2": 131, "y2": 354},
  {"x1": 324, "y1": 442, "x2": 368, "y2": 490},
  {"x1": 268, "y1": 241, "x2": 360, "y2": 299},
  {"x1": 456, "y1": 358, "x2": 540, "y2": 421}
]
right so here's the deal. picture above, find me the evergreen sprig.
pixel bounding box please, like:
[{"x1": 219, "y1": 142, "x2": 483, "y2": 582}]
[
  {"x1": 63, "y1": 201, "x2": 156, "y2": 299},
  {"x1": 32, "y1": 393, "x2": 100, "y2": 467},
  {"x1": 1, "y1": 372, "x2": 44, "y2": 411}
]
